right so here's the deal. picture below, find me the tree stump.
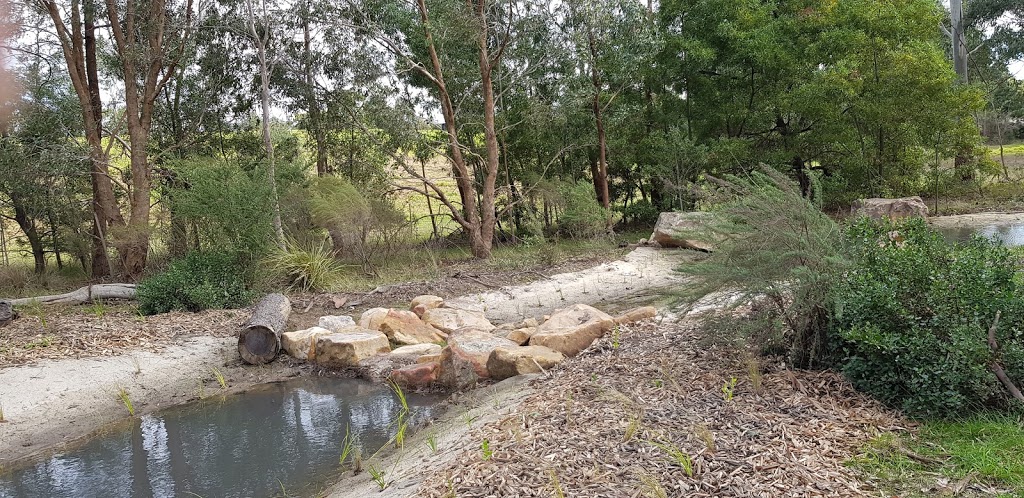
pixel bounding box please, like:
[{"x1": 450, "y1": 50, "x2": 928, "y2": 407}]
[
  {"x1": 0, "y1": 300, "x2": 16, "y2": 326},
  {"x1": 238, "y1": 293, "x2": 291, "y2": 365}
]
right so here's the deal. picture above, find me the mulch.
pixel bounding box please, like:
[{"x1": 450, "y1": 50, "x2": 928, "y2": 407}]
[
  {"x1": 0, "y1": 306, "x2": 247, "y2": 369},
  {"x1": 420, "y1": 320, "x2": 909, "y2": 497}
]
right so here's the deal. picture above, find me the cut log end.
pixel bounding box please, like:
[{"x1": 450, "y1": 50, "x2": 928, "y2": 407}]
[{"x1": 238, "y1": 325, "x2": 280, "y2": 365}]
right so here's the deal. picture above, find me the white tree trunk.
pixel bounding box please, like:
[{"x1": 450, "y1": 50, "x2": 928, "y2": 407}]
[{"x1": 4, "y1": 284, "x2": 137, "y2": 306}]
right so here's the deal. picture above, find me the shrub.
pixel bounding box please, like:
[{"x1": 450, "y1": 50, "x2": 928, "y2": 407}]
[
  {"x1": 136, "y1": 251, "x2": 255, "y2": 315},
  {"x1": 264, "y1": 238, "x2": 343, "y2": 292},
  {"x1": 557, "y1": 182, "x2": 609, "y2": 239},
  {"x1": 833, "y1": 217, "x2": 1024, "y2": 417}
]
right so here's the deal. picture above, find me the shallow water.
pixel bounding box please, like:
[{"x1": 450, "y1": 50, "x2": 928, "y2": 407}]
[
  {"x1": 937, "y1": 223, "x2": 1024, "y2": 247},
  {"x1": 0, "y1": 377, "x2": 443, "y2": 498}
]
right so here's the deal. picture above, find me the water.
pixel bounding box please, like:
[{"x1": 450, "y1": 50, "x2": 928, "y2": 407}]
[
  {"x1": 937, "y1": 223, "x2": 1024, "y2": 247},
  {"x1": 0, "y1": 377, "x2": 443, "y2": 498}
]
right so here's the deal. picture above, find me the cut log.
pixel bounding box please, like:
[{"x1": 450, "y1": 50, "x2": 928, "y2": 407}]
[
  {"x1": 238, "y1": 293, "x2": 291, "y2": 365},
  {"x1": 0, "y1": 300, "x2": 16, "y2": 326},
  {"x1": 4, "y1": 284, "x2": 137, "y2": 306}
]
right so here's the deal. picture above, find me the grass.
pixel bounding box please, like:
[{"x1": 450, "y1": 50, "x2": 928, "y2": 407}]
[
  {"x1": 852, "y1": 413, "x2": 1024, "y2": 496},
  {"x1": 425, "y1": 432, "x2": 438, "y2": 452},
  {"x1": 0, "y1": 403, "x2": 5, "y2": 423},
  {"x1": 116, "y1": 386, "x2": 135, "y2": 416},
  {"x1": 211, "y1": 367, "x2": 227, "y2": 389},
  {"x1": 648, "y1": 439, "x2": 695, "y2": 477},
  {"x1": 367, "y1": 463, "x2": 388, "y2": 491},
  {"x1": 339, "y1": 424, "x2": 357, "y2": 468}
]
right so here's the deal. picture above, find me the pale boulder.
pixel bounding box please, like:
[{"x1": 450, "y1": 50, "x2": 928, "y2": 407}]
[
  {"x1": 529, "y1": 304, "x2": 615, "y2": 357},
  {"x1": 496, "y1": 327, "x2": 535, "y2": 345},
  {"x1": 391, "y1": 343, "x2": 443, "y2": 357},
  {"x1": 439, "y1": 329, "x2": 517, "y2": 388},
  {"x1": 422, "y1": 307, "x2": 495, "y2": 334},
  {"x1": 358, "y1": 308, "x2": 391, "y2": 330},
  {"x1": 613, "y1": 306, "x2": 657, "y2": 325},
  {"x1": 851, "y1": 197, "x2": 928, "y2": 220},
  {"x1": 315, "y1": 329, "x2": 391, "y2": 368},
  {"x1": 318, "y1": 315, "x2": 356, "y2": 332},
  {"x1": 410, "y1": 295, "x2": 444, "y2": 317},
  {"x1": 487, "y1": 345, "x2": 565, "y2": 380},
  {"x1": 281, "y1": 326, "x2": 332, "y2": 360},
  {"x1": 379, "y1": 309, "x2": 447, "y2": 345},
  {"x1": 649, "y1": 212, "x2": 715, "y2": 251}
]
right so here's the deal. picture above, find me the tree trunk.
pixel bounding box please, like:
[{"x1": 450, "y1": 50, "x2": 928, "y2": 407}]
[
  {"x1": 10, "y1": 194, "x2": 45, "y2": 274},
  {"x1": 588, "y1": 27, "x2": 610, "y2": 210},
  {"x1": 238, "y1": 293, "x2": 291, "y2": 365},
  {"x1": 302, "y1": 12, "x2": 328, "y2": 177},
  {"x1": 4, "y1": 283, "x2": 137, "y2": 305},
  {"x1": 475, "y1": 3, "x2": 499, "y2": 259}
]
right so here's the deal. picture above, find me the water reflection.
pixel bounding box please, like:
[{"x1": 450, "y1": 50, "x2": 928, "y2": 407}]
[
  {"x1": 938, "y1": 223, "x2": 1024, "y2": 247},
  {"x1": 0, "y1": 377, "x2": 442, "y2": 498}
]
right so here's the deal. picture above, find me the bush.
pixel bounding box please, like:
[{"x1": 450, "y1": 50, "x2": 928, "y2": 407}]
[
  {"x1": 833, "y1": 217, "x2": 1024, "y2": 417},
  {"x1": 136, "y1": 251, "x2": 255, "y2": 315},
  {"x1": 264, "y1": 238, "x2": 343, "y2": 292},
  {"x1": 557, "y1": 182, "x2": 609, "y2": 239}
]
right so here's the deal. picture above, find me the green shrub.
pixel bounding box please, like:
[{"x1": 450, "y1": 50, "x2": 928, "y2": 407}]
[
  {"x1": 557, "y1": 182, "x2": 609, "y2": 239},
  {"x1": 136, "y1": 251, "x2": 255, "y2": 315},
  {"x1": 264, "y1": 238, "x2": 343, "y2": 292},
  {"x1": 833, "y1": 217, "x2": 1024, "y2": 417}
]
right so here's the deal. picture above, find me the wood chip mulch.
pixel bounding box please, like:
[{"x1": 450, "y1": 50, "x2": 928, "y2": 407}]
[
  {"x1": 0, "y1": 306, "x2": 247, "y2": 369},
  {"x1": 421, "y1": 320, "x2": 908, "y2": 497}
]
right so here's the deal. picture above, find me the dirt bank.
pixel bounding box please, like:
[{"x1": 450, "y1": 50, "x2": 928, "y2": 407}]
[
  {"x1": 928, "y1": 212, "x2": 1024, "y2": 229},
  {"x1": 0, "y1": 247, "x2": 693, "y2": 471}
]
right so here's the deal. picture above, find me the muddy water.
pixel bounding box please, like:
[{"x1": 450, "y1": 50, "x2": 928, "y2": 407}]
[
  {"x1": 0, "y1": 377, "x2": 443, "y2": 498},
  {"x1": 937, "y1": 223, "x2": 1024, "y2": 246}
]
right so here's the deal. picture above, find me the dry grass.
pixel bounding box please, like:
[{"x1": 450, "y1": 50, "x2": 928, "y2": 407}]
[{"x1": 420, "y1": 320, "x2": 906, "y2": 497}]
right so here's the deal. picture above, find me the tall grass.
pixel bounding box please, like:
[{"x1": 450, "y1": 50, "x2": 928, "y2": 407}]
[{"x1": 264, "y1": 238, "x2": 344, "y2": 292}]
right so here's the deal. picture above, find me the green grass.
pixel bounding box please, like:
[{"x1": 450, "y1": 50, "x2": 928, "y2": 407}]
[{"x1": 852, "y1": 413, "x2": 1024, "y2": 496}]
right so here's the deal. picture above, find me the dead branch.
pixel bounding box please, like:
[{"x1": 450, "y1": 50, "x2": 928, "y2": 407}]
[{"x1": 987, "y1": 311, "x2": 1024, "y2": 403}]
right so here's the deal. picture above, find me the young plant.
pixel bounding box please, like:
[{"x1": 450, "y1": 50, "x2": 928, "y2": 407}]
[
  {"x1": 117, "y1": 386, "x2": 135, "y2": 416},
  {"x1": 623, "y1": 413, "x2": 642, "y2": 443},
  {"x1": 746, "y1": 356, "x2": 763, "y2": 393},
  {"x1": 549, "y1": 469, "x2": 565, "y2": 498},
  {"x1": 611, "y1": 326, "x2": 621, "y2": 349},
  {"x1": 694, "y1": 424, "x2": 716, "y2": 453},
  {"x1": 84, "y1": 299, "x2": 108, "y2": 317},
  {"x1": 481, "y1": 439, "x2": 493, "y2": 460},
  {"x1": 425, "y1": 432, "x2": 438, "y2": 452},
  {"x1": 367, "y1": 463, "x2": 388, "y2": 491},
  {"x1": 638, "y1": 472, "x2": 668, "y2": 498},
  {"x1": 649, "y1": 439, "x2": 694, "y2": 477},
  {"x1": 722, "y1": 377, "x2": 737, "y2": 402},
  {"x1": 339, "y1": 424, "x2": 356, "y2": 467},
  {"x1": 212, "y1": 367, "x2": 227, "y2": 389}
]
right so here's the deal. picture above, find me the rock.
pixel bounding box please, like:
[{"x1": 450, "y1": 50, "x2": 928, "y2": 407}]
[
  {"x1": 496, "y1": 327, "x2": 535, "y2": 345},
  {"x1": 358, "y1": 307, "x2": 391, "y2": 330},
  {"x1": 439, "y1": 329, "x2": 518, "y2": 388},
  {"x1": 614, "y1": 306, "x2": 657, "y2": 325},
  {"x1": 378, "y1": 309, "x2": 447, "y2": 345},
  {"x1": 422, "y1": 307, "x2": 495, "y2": 334},
  {"x1": 392, "y1": 343, "x2": 443, "y2": 357},
  {"x1": 520, "y1": 317, "x2": 540, "y2": 328},
  {"x1": 409, "y1": 295, "x2": 442, "y2": 311},
  {"x1": 417, "y1": 353, "x2": 442, "y2": 364},
  {"x1": 529, "y1": 304, "x2": 615, "y2": 357},
  {"x1": 315, "y1": 329, "x2": 391, "y2": 368},
  {"x1": 391, "y1": 362, "x2": 441, "y2": 388},
  {"x1": 318, "y1": 315, "x2": 356, "y2": 332},
  {"x1": 851, "y1": 197, "x2": 928, "y2": 220},
  {"x1": 649, "y1": 211, "x2": 714, "y2": 251},
  {"x1": 281, "y1": 326, "x2": 332, "y2": 360},
  {"x1": 0, "y1": 300, "x2": 16, "y2": 326},
  {"x1": 486, "y1": 346, "x2": 565, "y2": 380},
  {"x1": 359, "y1": 352, "x2": 419, "y2": 381}
]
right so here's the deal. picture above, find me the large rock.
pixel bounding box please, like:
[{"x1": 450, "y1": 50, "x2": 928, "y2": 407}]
[
  {"x1": 410, "y1": 295, "x2": 444, "y2": 317},
  {"x1": 281, "y1": 326, "x2": 332, "y2": 360},
  {"x1": 495, "y1": 327, "x2": 535, "y2": 345},
  {"x1": 487, "y1": 346, "x2": 565, "y2": 380},
  {"x1": 851, "y1": 197, "x2": 928, "y2": 220},
  {"x1": 367, "y1": 309, "x2": 447, "y2": 345},
  {"x1": 392, "y1": 343, "x2": 443, "y2": 357},
  {"x1": 359, "y1": 352, "x2": 420, "y2": 381},
  {"x1": 315, "y1": 329, "x2": 391, "y2": 368},
  {"x1": 439, "y1": 329, "x2": 517, "y2": 388},
  {"x1": 529, "y1": 304, "x2": 615, "y2": 357},
  {"x1": 422, "y1": 307, "x2": 495, "y2": 334},
  {"x1": 613, "y1": 306, "x2": 657, "y2": 325},
  {"x1": 390, "y1": 362, "x2": 441, "y2": 388},
  {"x1": 358, "y1": 308, "x2": 391, "y2": 330},
  {"x1": 649, "y1": 212, "x2": 714, "y2": 251},
  {"x1": 318, "y1": 315, "x2": 356, "y2": 332}
]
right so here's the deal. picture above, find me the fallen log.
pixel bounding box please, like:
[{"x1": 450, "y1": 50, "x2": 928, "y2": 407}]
[
  {"x1": 238, "y1": 293, "x2": 291, "y2": 365},
  {"x1": 0, "y1": 300, "x2": 16, "y2": 326},
  {"x1": 3, "y1": 284, "x2": 137, "y2": 306}
]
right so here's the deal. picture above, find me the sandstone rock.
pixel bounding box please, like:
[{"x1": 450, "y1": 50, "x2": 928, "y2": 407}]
[
  {"x1": 496, "y1": 327, "x2": 535, "y2": 345},
  {"x1": 439, "y1": 329, "x2": 517, "y2": 388},
  {"x1": 281, "y1": 326, "x2": 332, "y2": 360},
  {"x1": 392, "y1": 343, "x2": 443, "y2": 357},
  {"x1": 410, "y1": 295, "x2": 444, "y2": 315},
  {"x1": 379, "y1": 309, "x2": 447, "y2": 345},
  {"x1": 613, "y1": 306, "x2": 657, "y2": 325},
  {"x1": 358, "y1": 307, "x2": 391, "y2": 330},
  {"x1": 318, "y1": 315, "x2": 356, "y2": 332},
  {"x1": 650, "y1": 211, "x2": 715, "y2": 251},
  {"x1": 390, "y1": 362, "x2": 440, "y2": 388},
  {"x1": 520, "y1": 317, "x2": 540, "y2": 328},
  {"x1": 486, "y1": 346, "x2": 565, "y2": 380},
  {"x1": 851, "y1": 197, "x2": 928, "y2": 220},
  {"x1": 315, "y1": 329, "x2": 391, "y2": 368},
  {"x1": 359, "y1": 352, "x2": 419, "y2": 381},
  {"x1": 422, "y1": 307, "x2": 495, "y2": 334},
  {"x1": 529, "y1": 304, "x2": 615, "y2": 357},
  {"x1": 417, "y1": 353, "x2": 442, "y2": 364}
]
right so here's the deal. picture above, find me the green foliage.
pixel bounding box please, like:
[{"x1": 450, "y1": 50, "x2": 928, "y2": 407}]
[
  {"x1": 557, "y1": 182, "x2": 610, "y2": 239},
  {"x1": 136, "y1": 252, "x2": 255, "y2": 315},
  {"x1": 264, "y1": 238, "x2": 342, "y2": 292},
  {"x1": 306, "y1": 176, "x2": 410, "y2": 265},
  {"x1": 834, "y1": 217, "x2": 1024, "y2": 417}
]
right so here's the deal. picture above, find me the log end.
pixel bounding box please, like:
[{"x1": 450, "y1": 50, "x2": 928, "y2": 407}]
[{"x1": 238, "y1": 325, "x2": 281, "y2": 365}]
